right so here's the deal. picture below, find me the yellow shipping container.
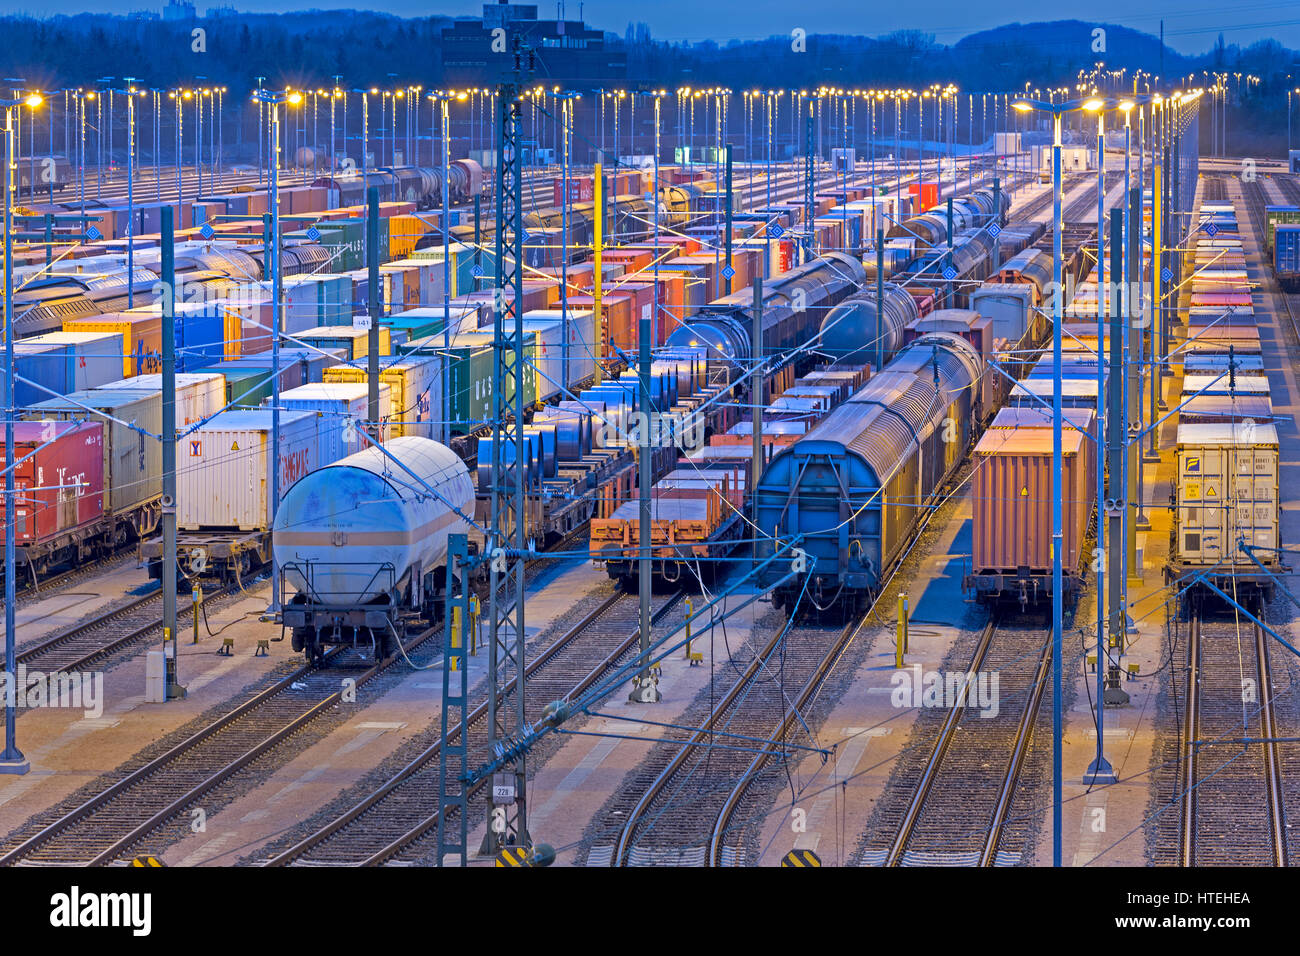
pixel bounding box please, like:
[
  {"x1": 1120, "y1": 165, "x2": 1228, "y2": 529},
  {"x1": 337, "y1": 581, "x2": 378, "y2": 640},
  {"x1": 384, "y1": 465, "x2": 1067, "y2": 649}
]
[
  {"x1": 388, "y1": 214, "x2": 432, "y2": 259},
  {"x1": 323, "y1": 354, "x2": 443, "y2": 441}
]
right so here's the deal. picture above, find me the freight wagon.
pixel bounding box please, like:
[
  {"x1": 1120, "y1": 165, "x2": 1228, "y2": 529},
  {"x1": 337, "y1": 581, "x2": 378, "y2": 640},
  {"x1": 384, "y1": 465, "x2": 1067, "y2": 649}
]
[
  {"x1": 755, "y1": 333, "x2": 985, "y2": 617},
  {"x1": 0, "y1": 421, "x2": 105, "y2": 579},
  {"x1": 274, "y1": 437, "x2": 476, "y2": 662}
]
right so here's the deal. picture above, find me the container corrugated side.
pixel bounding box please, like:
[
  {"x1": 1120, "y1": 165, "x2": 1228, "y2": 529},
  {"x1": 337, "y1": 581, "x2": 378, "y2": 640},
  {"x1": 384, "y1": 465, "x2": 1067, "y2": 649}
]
[
  {"x1": 178, "y1": 410, "x2": 320, "y2": 531},
  {"x1": 24, "y1": 389, "x2": 161, "y2": 515},
  {"x1": 971, "y1": 427, "x2": 1089, "y2": 576}
]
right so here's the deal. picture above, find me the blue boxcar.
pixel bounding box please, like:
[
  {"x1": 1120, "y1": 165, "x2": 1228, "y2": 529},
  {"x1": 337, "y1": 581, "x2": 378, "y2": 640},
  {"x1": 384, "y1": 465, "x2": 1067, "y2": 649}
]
[{"x1": 755, "y1": 333, "x2": 983, "y2": 617}]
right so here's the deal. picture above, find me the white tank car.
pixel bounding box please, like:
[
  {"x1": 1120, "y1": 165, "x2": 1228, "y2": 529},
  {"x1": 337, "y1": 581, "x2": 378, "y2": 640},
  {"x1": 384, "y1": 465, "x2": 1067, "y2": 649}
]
[{"x1": 273, "y1": 437, "x2": 474, "y2": 660}]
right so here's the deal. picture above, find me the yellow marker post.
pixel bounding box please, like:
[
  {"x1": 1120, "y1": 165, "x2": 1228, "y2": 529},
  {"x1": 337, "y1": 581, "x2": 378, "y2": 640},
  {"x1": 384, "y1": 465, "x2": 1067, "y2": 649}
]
[
  {"x1": 593, "y1": 162, "x2": 604, "y2": 385},
  {"x1": 450, "y1": 605, "x2": 462, "y2": 671},
  {"x1": 684, "y1": 597, "x2": 702, "y2": 665},
  {"x1": 896, "y1": 593, "x2": 909, "y2": 667},
  {"x1": 469, "y1": 594, "x2": 480, "y2": 655},
  {"x1": 191, "y1": 585, "x2": 201, "y2": 644}
]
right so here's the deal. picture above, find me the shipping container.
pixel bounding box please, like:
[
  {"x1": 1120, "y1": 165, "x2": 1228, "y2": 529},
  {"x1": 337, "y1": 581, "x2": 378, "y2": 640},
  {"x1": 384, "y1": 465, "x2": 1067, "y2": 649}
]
[
  {"x1": 323, "y1": 354, "x2": 444, "y2": 442},
  {"x1": 64, "y1": 311, "x2": 164, "y2": 377},
  {"x1": 398, "y1": 333, "x2": 493, "y2": 433},
  {"x1": 2, "y1": 420, "x2": 104, "y2": 555},
  {"x1": 971, "y1": 425, "x2": 1092, "y2": 578},
  {"x1": 96, "y1": 372, "x2": 226, "y2": 429},
  {"x1": 25, "y1": 389, "x2": 161, "y2": 517},
  {"x1": 178, "y1": 409, "x2": 324, "y2": 531},
  {"x1": 1174, "y1": 422, "x2": 1280, "y2": 566},
  {"x1": 295, "y1": 324, "x2": 392, "y2": 359},
  {"x1": 519, "y1": 309, "x2": 598, "y2": 395},
  {"x1": 1275, "y1": 224, "x2": 1300, "y2": 290},
  {"x1": 197, "y1": 359, "x2": 305, "y2": 409},
  {"x1": 18, "y1": 330, "x2": 123, "y2": 393},
  {"x1": 273, "y1": 381, "x2": 393, "y2": 460}
]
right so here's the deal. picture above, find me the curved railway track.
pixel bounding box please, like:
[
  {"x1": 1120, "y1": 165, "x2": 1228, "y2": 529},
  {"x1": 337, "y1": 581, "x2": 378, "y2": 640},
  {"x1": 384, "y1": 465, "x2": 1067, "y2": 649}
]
[
  {"x1": 262, "y1": 589, "x2": 683, "y2": 866},
  {"x1": 852, "y1": 618, "x2": 1050, "y2": 867},
  {"x1": 575, "y1": 614, "x2": 863, "y2": 868}
]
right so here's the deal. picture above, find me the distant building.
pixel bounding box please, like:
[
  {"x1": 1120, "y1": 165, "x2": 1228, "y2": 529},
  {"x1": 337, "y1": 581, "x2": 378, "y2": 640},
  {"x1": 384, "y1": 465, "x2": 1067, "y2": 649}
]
[
  {"x1": 206, "y1": 5, "x2": 239, "y2": 17},
  {"x1": 441, "y1": 1, "x2": 626, "y2": 86},
  {"x1": 162, "y1": 0, "x2": 196, "y2": 21}
]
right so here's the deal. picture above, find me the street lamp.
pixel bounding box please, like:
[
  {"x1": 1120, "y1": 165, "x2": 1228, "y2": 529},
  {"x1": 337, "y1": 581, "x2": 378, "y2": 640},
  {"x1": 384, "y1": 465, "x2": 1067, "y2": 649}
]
[
  {"x1": 110, "y1": 85, "x2": 147, "y2": 307},
  {"x1": 1012, "y1": 91, "x2": 1105, "y2": 866},
  {"x1": 251, "y1": 87, "x2": 301, "y2": 605},
  {"x1": 2, "y1": 91, "x2": 43, "y2": 776},
  {"x1": 429, "y1": 89, "x2": 465, "y2": 437}
]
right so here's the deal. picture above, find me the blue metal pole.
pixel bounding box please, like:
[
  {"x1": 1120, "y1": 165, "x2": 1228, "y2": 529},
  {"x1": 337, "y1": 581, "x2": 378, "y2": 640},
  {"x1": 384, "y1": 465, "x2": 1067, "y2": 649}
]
[
  {"x1": 2, "y1": 103, "x2": 28, "y2": 774},
  {"x1": 1051, "y1": 109, "x2": 1063, "y2": 868}
]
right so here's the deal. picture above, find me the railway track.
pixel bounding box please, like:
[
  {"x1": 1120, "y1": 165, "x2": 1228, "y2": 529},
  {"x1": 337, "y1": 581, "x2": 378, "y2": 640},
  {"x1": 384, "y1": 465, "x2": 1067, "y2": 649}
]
[
  {"x1": 1179, "y1": 611, "x2": 1286, "y2": 866},
  {"x1": 853, "y1": 618, "x2": 1051, "y2": 867},
  {"x1": 5, "y1": 581, "x2": 237, "y2": 678},
  {"x1": 574, "y1": 613, "x2": 862, "y2": 868},
  {"x1": 262, "y1": 589, "x2": 683, "y2": 866},
  {"x1": 0, "y1": 628, "x2": 439, "y2": 867},
  {"x1": 8, "y1": 549, "x2": 136, "y2": 607}
]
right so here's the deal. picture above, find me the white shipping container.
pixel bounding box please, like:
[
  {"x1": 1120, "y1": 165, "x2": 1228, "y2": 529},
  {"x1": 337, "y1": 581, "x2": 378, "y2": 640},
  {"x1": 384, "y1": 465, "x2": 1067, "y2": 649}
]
[
  {"x1": 96, "y1": 372, "x2": 227, "y2": 428},
  {"x1": 1175, "y1": 422, "x2": 1279, "y2": 565},
  {"x1": 179, "y1": 409, "x2": 323, "y2": 530},
  {"x1": 22, "y1": 330, "x2": 122, "y2": 391},
  {"x1": 273, "y1": 381, "x2": 393, "y2": 460},
  {"x1": 259, "y1": 277, "x2": 325, "y2": 334},
  {"x1": 521, "y1": 309, "x2": 597, "y2": 396}
]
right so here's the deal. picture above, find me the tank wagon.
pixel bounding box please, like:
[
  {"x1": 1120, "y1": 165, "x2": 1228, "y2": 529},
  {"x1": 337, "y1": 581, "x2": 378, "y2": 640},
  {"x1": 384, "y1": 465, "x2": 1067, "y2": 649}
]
[
  {"x1": 274, "y1": 436, "x2": 475, "y2": 663},
  {"x1": 313, "y1": 162, "x2": 485, "y2": 210},
  {"x1": 662, "y1": 252, "x2": 866, "y2": 381},
  {"x1": 885, "y1": 186, "x2": 1010, "y2": 249},
  {"x1": 755, "y1": 332, "x2": 984, "y2": 617},
  {"x1": 815, "y1": 282, "x2": 920, "y2": 368}
]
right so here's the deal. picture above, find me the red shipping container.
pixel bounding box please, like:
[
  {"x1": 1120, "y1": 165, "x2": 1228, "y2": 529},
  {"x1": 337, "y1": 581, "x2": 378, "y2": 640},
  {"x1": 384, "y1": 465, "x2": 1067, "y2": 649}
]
[
  {"x1": 909, "y1": 182, "x2": 939, "y2": 213},
  {"x1": 553, "y1": 177, "x2": 595, "y2": 205},
  {"x1": 4, "y1": 420, "x2": 104, "y2": 549}
]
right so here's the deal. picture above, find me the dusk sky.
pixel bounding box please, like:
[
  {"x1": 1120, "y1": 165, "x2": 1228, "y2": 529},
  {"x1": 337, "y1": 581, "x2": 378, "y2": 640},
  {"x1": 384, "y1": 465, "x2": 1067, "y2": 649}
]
[{"x1": 8, "y1": 0, "x2": 1300, "y2": 54}]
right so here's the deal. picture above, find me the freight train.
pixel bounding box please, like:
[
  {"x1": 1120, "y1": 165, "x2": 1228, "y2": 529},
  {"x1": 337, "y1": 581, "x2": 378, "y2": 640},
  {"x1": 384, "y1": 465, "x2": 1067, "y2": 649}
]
[
  {"x1": 754, "y1": 332, "x2": 986, "y2": 617},
  {"x1": 886, "y1": 186, "x2": 1011, "y2": 249},
  {"x1": 662, "y1": 252, "x2": 867, "y2": 380},
  {"x1": 1167, "y1": 196, "x2": 1281, "y2": 604},
  {"x1": 312, "y1": 162, "x2": 485, "y2": 209}
]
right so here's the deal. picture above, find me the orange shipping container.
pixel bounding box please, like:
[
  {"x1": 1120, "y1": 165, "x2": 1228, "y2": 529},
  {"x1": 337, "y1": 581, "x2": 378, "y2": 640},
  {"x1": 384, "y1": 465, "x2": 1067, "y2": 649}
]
[
  {"x1": 388, "y1": 214, "x2": 432, "y2": 259},
  {"x1": 565, "y1": 293, "x2": 635, "y2": 358},
  {"x1": 971, "y1": 427, "x2": 1092, "y2": 577},
  {"x1": 64, "y1": 312, "x2": 164, "y2": 377}
]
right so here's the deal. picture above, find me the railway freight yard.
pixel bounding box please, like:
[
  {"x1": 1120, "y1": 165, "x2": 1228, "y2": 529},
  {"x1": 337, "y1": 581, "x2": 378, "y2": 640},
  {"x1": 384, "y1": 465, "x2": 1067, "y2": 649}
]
[{"x1": 1, "y1": 0, "x2": 1300, "y2": 938}]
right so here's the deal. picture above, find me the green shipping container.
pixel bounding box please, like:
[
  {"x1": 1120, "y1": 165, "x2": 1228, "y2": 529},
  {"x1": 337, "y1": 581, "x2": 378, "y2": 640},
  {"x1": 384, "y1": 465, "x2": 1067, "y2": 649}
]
[
  {"x1": 401, "y1": 330, "x2": 537, "y2": 434},
  {"x1": 198, "y1": 362, "x2": 279, "y2": 409}
]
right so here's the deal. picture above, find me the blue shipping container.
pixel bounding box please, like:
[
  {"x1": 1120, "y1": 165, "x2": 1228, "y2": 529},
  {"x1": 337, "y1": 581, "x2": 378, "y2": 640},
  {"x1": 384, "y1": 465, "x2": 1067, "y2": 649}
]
[
  {"x1": 1275, "y1": 224, "x2": 1300, "y2": 289},
  {"x1": 14, "y1": 341, "x2": 71, "y2": 407}
]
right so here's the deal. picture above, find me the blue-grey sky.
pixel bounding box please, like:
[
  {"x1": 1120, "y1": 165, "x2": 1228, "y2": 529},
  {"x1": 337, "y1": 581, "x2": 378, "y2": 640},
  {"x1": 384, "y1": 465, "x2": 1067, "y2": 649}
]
[{"x1": 17, "y1": 0, "x2": 1300, "y2": 54}]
